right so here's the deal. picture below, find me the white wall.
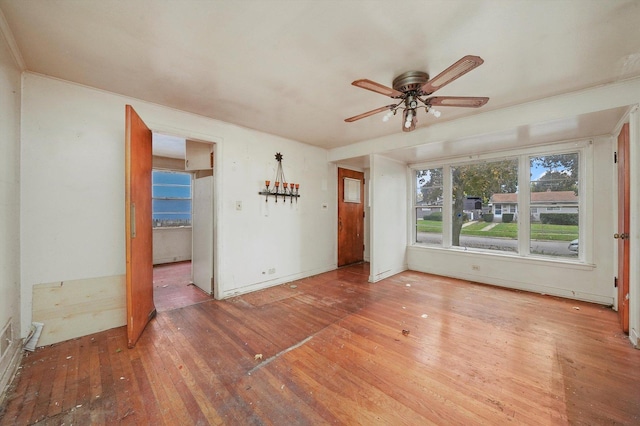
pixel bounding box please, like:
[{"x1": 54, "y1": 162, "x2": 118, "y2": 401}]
[
  {"x1": 153, "y1": 227, "x2": 192, "y2": 265},
  {"x1": 369, "y1": 154, "x2": 408, "y2": 282},
  {"x1": 20, "y1": 73, "x2": 336, "y2": 342},
  {"x1": 0, "y1": 20, "x2": 22, "y2": 399}
]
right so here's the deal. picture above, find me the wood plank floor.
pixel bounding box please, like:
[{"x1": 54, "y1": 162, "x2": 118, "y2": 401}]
[
  {"x1": 153, "y1": 261, "x2": 211, "y2": 312},
  {"x1": 2, "y1": 263, "x2": 639, "y2": 425}
]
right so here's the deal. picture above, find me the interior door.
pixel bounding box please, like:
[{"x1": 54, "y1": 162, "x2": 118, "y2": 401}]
[
  {"x1": 338, "y1": 168, "x2": 365, "y2": 267},
  {"x1": 192, "y1": 174, "x2": 214, "y2": 294},
  {"x1": 616, "y1": 123, "x2": 630, "y2": 333},
  {"x1": 125, "y1": 105, "x2": 155, "y2": 348}
]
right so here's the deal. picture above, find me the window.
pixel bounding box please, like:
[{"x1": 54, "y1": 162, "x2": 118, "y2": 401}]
[
  {"x1": 412, "y1": 145, "x2": 585, "y2": 262},
  {"x1": 152, "y1": 170, "x2": 192, "y2": 227},
  {"x1": 530, "y1": 153, "x2": 579, "y2": 258},
  {"x1": 451, "y1": 159, "x2": 518, "y2": 253},
  {"x1": 415, "y1": 168, "x2": 443, "y2": 245}
]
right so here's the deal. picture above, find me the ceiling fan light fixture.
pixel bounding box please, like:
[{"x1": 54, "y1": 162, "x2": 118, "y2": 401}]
[{"x1": 345, "y1": 55, "x2": 487, "y2": 132}]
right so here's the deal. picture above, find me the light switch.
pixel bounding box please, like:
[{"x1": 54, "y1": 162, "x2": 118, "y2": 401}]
[{"x1": 235, "y1": 201, "x2": 242, "y2": 211}]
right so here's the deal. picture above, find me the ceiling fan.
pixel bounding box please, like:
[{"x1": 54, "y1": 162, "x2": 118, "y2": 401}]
[{"x1": 345, "y1": 55, "x2": 489, "y2": 132}]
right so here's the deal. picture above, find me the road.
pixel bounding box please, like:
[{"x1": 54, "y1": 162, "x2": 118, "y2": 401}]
[{"x1": 416, "y1": 233, "x2": 578, "y2": 257}]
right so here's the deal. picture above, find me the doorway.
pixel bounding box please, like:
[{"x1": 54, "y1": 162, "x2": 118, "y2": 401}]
[{"x1": 151, "y1": 133, "x2": 215, "y2": 307}]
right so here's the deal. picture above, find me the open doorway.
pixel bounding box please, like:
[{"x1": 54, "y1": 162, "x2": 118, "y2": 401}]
[{"x1": 152, "y1": 133, "x2": 215, "y2": 311}]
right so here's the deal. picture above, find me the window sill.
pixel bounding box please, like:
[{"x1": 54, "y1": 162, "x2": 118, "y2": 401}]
[{"x1": 408, "y1": 243, "x2": 596, "y2": 271}]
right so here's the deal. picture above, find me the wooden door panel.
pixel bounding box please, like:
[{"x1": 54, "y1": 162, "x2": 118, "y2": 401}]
[
  {"x1": 125, "y1": 105, "x2": 155, "y2": 348},
  {"x1": 617, "y1": 123, "x2": 630, "y2": 332},
  {"x1": 338, "y1": 168, "x2": 364, "y2": 267}
]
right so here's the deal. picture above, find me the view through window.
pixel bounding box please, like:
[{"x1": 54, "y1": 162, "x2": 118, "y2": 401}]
[
  {"x1": 415, "y1": 168, "x2": 443, "y2": 245},
  {"x1": 529, "y1": 153, "x2": 579, "y2": 257},
  {"x1": 451, "y1": 159, "x2": 518, "y2": 253},
  {"x1": 414, "y1": 150, "x2": 581, "y2": 259},
  {"x1": 152, "y1": 170, "x2": 192, "y2": 227}
]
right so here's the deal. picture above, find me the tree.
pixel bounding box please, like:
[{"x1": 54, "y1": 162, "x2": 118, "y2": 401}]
[
  {"x1": 530, "y1": 153, "x2": 579, "y2": 194},
  {"x1": 417, "y1": 168, "x2": 443, "y2": 205},
  {"x1": 451, "y1": 160, "x2": 518, "y2": 245}
]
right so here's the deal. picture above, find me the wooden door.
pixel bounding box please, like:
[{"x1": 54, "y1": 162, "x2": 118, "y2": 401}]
[
  {"x1": 338, "y1": 168, "x2": 365, "y2": 267},
  {"x1": 617, "y1": 123, "x2": 630, "y2": 333},
  {"x1": 125, "y1": 105, "x2": 155, "y2": 348}
]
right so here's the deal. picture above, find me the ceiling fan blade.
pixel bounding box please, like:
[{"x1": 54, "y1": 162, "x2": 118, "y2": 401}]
[
  {"x1": 421, "y1": 55, "x2": 484, "y2": 95},
  {"x1": 352, "y1": 79, "x2": 404, "y2": 98},
  {"x1": 345, "y1": 105, "x2": 395, "y2": 122},
  {"x1": 427, "y1": 96, "x2": 489, "y2": 108}
]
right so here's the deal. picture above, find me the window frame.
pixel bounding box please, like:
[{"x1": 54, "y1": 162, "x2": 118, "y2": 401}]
[{"x1": 410, "y1": 140, "x2": 592, "y2": 264}]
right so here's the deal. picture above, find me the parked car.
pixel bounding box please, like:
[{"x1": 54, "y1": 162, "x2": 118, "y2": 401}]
[{"x1": 568, "y1": 239, "x2": 579, "y2": 252}]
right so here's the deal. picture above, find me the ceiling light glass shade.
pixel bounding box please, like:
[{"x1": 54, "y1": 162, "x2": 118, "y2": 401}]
[{"x1": 402, "y1": 108, "x2": 417, "y2": 131}]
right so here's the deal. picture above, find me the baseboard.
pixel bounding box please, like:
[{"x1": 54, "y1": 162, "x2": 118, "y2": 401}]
[
  {"x1": 0, "y1": 341, "x2": 23, "y2": 408},
  {"x1": 219, "y1": 264, "x2": 337, "y2": 299},
  {"x1": 369, "y1": 264, "x2": 408, "y2": 283},
  {"x1": 631, "y1": 328, "x2": 639, "y2": 348}
]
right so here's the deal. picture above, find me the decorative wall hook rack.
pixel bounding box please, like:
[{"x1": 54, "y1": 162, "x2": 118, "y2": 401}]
[{"x1": 259, "y1": 152, "x2": 300, "y2": 203}]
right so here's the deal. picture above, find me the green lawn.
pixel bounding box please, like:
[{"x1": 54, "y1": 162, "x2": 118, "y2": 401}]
[{"x1": 416, "y1": 220, "x2": 578, "y2": 241}]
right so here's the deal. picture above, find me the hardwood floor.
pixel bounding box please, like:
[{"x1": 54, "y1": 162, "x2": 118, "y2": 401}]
[
  {"x1": 153, "y1": 261, "x2": 211, "y2": 312},
  {"x1": 2, "y1": 263, "x2": 639, "y2": 425}
]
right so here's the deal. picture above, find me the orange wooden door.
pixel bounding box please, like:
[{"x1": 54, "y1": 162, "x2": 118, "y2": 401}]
[
  {"x1": 617, "y1": 123, "x2": 630, "y2": 333},
  {"x1": 125, "y1": 105, "x2": 155, "y2": 348},
  {"x1": 338, "y1": 168, "x2": 365, "y2": 267}
]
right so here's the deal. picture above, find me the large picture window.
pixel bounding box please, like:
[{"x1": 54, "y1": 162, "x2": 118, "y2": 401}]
[
  {"x1": 413, "y1": 147, "x2": 583, "y2": 261},
  {"x1": 152, "y1": 170, "x2": 192, "y2": 228}
]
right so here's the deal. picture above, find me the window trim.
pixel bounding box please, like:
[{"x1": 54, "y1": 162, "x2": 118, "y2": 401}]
[{"x1": 410, "y1": 140, "x2": 592, "y2": 264}]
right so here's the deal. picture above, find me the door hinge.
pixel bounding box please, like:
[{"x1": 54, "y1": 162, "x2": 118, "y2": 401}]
[
  {"x1": 363, "y1": 211, "x2": 365, "y2": 218},
  {"x1": 363, "y1": 244, "x2": 365, "y2": 252},
  {"x1": 614, "y1": 277, "x2": 618, "y2": 288},
  {"x1": 614, "y1": 151, "x2": 618, "y2": 164}
]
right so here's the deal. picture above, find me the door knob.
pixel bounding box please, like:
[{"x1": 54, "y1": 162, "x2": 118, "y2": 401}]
[{"x1": 614, "y1": 233, "x2": 629, "y2": 239}]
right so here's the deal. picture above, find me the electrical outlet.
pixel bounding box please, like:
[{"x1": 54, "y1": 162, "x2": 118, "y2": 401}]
[
  {"x1": 268, "y1": 268, "x2": 276, "y2": 275},
  {"x1": 471, "y1": 265, "x2": 480, "y2": 271}
]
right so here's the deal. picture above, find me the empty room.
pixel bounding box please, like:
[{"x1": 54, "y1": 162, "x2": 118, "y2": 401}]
[{"x1": 1, "y1": 1, "x2": 640, "y2": 424}]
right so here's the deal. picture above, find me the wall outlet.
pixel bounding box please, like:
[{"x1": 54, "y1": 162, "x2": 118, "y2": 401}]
[
  {"x1": 268, "y1": 268, "x2": 276, "y2": 275},
  {"x1": 471, "y1": 264, "x2": 480, "y2": 271}
]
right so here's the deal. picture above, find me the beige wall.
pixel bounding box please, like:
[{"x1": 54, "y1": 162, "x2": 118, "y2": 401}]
[
  {"x1": 153, "y1": 227, "x2": 192, "y2": 265},
  {"x1": 0, "y1": 20, "x2": 22, "y2": 399},
  {"x1": 20, "y1": 73, "x2": 337, "y2": 344}
]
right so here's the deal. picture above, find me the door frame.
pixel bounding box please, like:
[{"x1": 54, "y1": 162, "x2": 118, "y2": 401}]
[{"x1": 147, "y1": 124, "x2": 222, "y2": 299}]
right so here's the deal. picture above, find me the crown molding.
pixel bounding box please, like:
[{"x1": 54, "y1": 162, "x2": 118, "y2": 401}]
[{"x1": 0, "y1": 8, "x2": 25, "y2": 71}]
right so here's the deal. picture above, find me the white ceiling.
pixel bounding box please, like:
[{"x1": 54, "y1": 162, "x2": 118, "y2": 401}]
[{"x1": 1, "y1": 0, "x2": 639, "y2": 154}]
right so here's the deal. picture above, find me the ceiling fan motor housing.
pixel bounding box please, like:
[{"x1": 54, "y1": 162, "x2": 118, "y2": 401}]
[{"x1": 392, "y1": 71, "x2": 429, "y2": 94}]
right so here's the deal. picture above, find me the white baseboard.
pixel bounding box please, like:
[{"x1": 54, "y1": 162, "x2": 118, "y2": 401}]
[
  {"x1": 0, "y1": 341, "x2": 22, "y2": 407},
  {"x1": 631, "y1": 328, "x2": 639, "y2": 348}
]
